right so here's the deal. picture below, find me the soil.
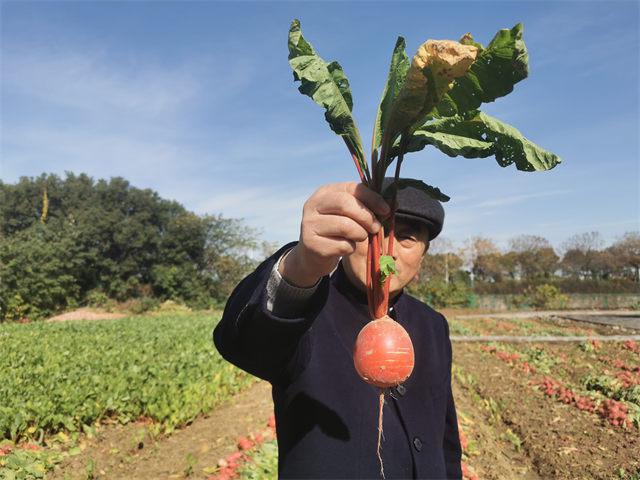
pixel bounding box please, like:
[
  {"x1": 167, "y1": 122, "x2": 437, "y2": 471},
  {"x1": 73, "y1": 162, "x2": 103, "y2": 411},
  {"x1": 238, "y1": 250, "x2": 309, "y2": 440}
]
[
  {"x1": 453, "y1": 343, "x2": 640, "y2": 479},
  {"x1": 48, "y1": 381, "x2": 273, "y2": 479},
  {"x1": 46, "y1": 308, "x2": 126, "y2": 322},
  {"x1": 452, "y1": 379, "x2": 541, "y2": 479},
  {"x1": 42, "y1": 308, "x2": 640, "y2": 479}
]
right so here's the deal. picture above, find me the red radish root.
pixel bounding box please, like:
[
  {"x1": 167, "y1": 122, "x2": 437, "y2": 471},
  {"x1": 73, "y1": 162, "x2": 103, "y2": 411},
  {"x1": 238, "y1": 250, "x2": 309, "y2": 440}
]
[
  {"x1": 353, "y1": 315, "x2": 415, "y2": 388},
  {"x1": 354, "y1": 315, "x2": 414, "y2": 478}
]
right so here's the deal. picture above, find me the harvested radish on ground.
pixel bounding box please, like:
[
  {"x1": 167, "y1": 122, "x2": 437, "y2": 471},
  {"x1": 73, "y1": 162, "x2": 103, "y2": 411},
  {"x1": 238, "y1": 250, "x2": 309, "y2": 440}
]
[{"x1": 287, "y1": 17, "x2": 560, "y2": 478}]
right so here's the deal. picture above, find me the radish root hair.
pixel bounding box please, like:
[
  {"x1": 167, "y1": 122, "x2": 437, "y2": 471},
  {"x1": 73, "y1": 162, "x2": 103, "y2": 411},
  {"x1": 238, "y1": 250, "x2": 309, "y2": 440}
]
[{"x1": 377, "y1": 388, "x2": 386, "y2": 479}]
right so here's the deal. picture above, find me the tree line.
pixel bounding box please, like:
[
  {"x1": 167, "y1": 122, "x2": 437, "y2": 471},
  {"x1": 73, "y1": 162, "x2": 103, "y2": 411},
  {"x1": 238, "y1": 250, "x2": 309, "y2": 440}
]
[
  {"x1": 418, "y1": 232, "x2": 640, "y2": 296},
  {"x1": 1, "y1": 173, "x2": 638, "y2": 321},
  {"x1": 0, "y1": 173, "x2": 263, "y2": 321}
]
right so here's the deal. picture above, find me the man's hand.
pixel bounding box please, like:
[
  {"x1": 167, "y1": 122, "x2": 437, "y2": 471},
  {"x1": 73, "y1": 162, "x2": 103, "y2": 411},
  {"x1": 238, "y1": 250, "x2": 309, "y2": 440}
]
[{"x1": 279, "y1": 182, "x2": 390, "y2": 287}]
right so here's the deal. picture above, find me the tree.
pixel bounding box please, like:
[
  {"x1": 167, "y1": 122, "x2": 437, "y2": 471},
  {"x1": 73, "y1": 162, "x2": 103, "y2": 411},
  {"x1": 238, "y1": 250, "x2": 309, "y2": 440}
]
[
  {"x1": 421, "y1": 253, "x2": 464, "y2": 283},
  {"x1": 590, "y1": 248, "x2": 621, "y2": 280},
  {"x1": 508, "y1": 235, "x2": 558, "y2": 280},
  {"x1": 560, "y1": 232, "x2": 604, "y2": 279},
  {"x1": 461, "y1": 237, "x2": 501, "y2": 282},
  {"x1": 0, "y1": 173, "x2": 262, "y2": 320},
  {"x1": 609, "y1": 232, "x2": 640, "y2": 282},
  {"x1": 425, "y1": 237, "x2": 463, "y2": 283}
]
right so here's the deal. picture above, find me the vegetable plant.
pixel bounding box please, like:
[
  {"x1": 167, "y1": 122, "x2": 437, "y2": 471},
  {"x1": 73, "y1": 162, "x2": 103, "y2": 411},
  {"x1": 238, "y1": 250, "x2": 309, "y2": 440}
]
[{"x1": 287, "y1": 18, "x2": 560, "y2": 475}]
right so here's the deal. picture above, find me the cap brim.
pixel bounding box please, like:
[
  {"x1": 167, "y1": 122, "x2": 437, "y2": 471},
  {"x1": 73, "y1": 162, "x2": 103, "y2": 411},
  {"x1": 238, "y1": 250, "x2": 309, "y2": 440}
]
[{"x1": 395, "y1": 211, "x2": 442, "y2": 241}]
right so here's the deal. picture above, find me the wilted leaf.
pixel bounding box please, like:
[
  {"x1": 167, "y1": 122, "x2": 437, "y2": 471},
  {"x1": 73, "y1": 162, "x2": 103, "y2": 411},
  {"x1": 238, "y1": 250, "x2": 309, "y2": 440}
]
[
  {"x1": 434, "y1": 24, "x2": 528, "y2": 117},
  {"x1": 458, "y1": 32, "x2": 484, "y2": 53},
  {"x1": 384, "y1": 39, "x2": 478, "y2": 139}
]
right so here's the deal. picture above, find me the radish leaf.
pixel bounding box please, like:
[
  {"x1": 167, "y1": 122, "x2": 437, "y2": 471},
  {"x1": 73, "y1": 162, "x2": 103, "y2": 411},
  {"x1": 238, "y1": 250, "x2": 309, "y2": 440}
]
[
  {"x1": 379, "y1": 255, "x2": 397, "y2": 283},
  {"x1": 384, "y1": 40, "x2": 479, "y2": 141},
  {"x1": 288, "y1": 20, "x2": 368, "y2": 178},
  {"x1": 400, "y1": 110, "x2": 561, "y2": 171},
  {"x1": 373, "y1": 37, "x2": 410, "y2": 151},
  {"x1": 434, "y1": 24, "x2": 528, "y2": 117}
]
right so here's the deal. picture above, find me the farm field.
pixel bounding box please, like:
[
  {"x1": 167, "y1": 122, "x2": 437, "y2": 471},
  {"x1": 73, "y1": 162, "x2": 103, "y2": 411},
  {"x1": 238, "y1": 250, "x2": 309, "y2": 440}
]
[{"x1": 1, "y1": 311, "x2": 639, "y2": 479}]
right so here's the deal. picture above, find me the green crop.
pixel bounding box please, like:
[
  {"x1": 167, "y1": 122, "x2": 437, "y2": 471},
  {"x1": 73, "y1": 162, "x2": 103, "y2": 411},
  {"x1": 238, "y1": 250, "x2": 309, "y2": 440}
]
[{"x1": 0, "y1": 313, "x2": 254, "y2": 442}]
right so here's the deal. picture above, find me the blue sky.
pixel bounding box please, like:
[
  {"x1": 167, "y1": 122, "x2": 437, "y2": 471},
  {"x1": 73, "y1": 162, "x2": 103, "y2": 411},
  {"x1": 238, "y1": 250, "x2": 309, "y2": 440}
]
[{"x1": 1, "y1": 1, "x2": 638, "y2": 251}]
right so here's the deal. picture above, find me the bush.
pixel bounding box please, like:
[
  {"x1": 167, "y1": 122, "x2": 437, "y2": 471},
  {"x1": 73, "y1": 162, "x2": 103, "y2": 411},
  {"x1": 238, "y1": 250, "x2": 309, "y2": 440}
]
[
  {"x1": 1, "y1": 294, "x2": 31, "y2": 322},
  {"x1": 128, "y1": 297, "x2": 161, "y2": 315},
  {"x1": 86, "y1": 289, "x2": 109, "y2": 308},
  {"x1": 475, "y1": 277, "x2": 640, "y2": 295},
  {"x1": 0, "y1": 224, "x2": 82, "y2": 321},
  {"x1": 409, "y1": 280, "x2": 475, "y2": 308},
  {"x1": 523, "y1": 284, "x2": 569, "y2": 309},
  {"x1": 156, "y1": 300, "x2": 192, "y2": 314}
]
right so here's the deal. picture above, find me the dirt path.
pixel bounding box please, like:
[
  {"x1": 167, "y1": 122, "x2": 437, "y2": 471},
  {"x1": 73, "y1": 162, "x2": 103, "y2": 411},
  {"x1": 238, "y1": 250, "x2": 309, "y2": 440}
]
[
  {"x1": 46, "y1": 308, "x2": 126, "y2": 322},
  {"x1": 49, "y1": 381, "x2": 273, "y2": 479},
  {"x1": 452, "y1": 379, "x2": 541, "y2": 480}
]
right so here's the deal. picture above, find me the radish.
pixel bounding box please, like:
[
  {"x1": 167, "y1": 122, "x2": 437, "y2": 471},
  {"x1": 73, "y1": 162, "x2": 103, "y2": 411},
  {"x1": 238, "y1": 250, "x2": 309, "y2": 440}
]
[
  {"x1": 353, "y1": 315, "x2": 414, "y2": 389},
  {"x1": 353, "y1": 315, "x2": 414, "y2": 477}
]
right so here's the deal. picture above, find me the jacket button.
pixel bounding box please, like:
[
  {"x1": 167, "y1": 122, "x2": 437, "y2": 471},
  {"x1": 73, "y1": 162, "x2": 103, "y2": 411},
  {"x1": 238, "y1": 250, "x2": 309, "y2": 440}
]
[
  {"x1": 413, "y1": 437, "x2": 422, "y2": 452},
  {"x1": 396, "y1": 384, "x2": 406, "y2": 396}
]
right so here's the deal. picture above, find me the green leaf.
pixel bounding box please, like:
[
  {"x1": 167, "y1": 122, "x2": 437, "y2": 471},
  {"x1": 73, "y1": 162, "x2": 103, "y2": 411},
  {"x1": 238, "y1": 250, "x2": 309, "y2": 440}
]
[
  {"x1": 430, "y1": 110, "x2": 561, "y2": 172},
  {"x1": 403, "y1": 110, "x2": 561, "y2": 171},
  {"x1": 400, "y1": 129, "x2": 494, "y2": 159},
  {"x1": 379, "y1": 255, "x2": 397, "y2": 283},
  {"x1": 373, "y1": 37, "x2": 410, "y2": 151},
  {"x1": 287, "y1": 19, "x2": 369, "y2": 178},
  {"x1": 382, "y1": 178, "x2": 450, "y2": 203},
  {"x1": 435, "y1": 24, "x2": 528, "y2": 117}
]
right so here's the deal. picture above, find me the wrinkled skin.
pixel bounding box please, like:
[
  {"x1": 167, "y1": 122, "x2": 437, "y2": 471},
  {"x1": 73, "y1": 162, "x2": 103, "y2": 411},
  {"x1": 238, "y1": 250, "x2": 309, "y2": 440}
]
[{"x1": 342, "y1": 218, "x2": 429, "y2": 298}]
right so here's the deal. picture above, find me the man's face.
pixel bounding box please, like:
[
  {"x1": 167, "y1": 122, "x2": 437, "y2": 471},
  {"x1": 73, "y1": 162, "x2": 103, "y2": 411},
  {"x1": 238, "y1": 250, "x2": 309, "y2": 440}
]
[{"x1": 342, "y1": 218, "x2": 429, "y2": 297}]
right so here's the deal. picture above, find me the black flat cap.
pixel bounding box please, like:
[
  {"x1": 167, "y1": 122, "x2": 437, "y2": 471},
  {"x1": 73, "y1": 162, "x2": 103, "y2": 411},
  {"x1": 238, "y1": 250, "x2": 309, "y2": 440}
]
[{"x1": 381, "y1": 177, "x2": 445, "y2": 241}]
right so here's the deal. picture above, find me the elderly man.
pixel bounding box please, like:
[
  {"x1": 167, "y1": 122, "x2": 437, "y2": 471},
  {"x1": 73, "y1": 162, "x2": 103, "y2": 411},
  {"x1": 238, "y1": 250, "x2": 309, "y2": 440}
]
[{"x1": 213, "y1": 180, "x2": 461, "y2": 479}]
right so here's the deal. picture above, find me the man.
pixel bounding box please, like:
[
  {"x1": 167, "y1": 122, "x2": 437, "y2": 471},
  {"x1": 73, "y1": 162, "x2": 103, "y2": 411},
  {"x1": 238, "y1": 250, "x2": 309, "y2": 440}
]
[{"x1": 213, "y1": 180, "x2": 461, "y2": 479}]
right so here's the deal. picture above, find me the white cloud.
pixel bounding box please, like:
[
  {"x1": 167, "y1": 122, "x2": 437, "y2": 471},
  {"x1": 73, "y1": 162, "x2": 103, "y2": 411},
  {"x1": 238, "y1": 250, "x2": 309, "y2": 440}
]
[
  {"x1": 194, "y1": 186, "x2": 311, "y2": 245},
  {"x1": 473, "y1": 189, "x2": 571, "y2": 208},
  {"x1": 3, "y1": 47, "x2": 201, "y2": 118}
]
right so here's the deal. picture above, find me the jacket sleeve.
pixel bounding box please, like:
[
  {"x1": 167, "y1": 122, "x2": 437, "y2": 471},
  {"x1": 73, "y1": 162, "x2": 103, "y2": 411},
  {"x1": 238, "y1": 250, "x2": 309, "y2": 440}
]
[
  {"x1": 441, "y1": 315, "x2": 463, "y2": 479},
  {"x1": 213, "y1": 241, "x2": 331, "y2": 384}
]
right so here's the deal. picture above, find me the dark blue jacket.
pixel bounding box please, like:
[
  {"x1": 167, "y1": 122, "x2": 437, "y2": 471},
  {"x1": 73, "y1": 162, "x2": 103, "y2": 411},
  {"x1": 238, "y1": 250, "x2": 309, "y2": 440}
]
[{"x1": 213, "y1": 242, "x2": 462, "y2": 479}]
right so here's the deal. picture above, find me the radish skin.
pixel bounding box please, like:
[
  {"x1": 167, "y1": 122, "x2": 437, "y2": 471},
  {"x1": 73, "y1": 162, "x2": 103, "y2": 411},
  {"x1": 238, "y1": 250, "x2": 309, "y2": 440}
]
[{"x1": 353, "y1": 315, "x2": 415, "y2": 388}]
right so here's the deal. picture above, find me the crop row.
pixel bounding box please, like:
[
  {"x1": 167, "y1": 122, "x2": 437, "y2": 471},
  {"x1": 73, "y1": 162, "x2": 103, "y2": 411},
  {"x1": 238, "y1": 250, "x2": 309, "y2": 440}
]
[
  {"x1": 449, "y1": 316, "x2": 599, "y2": 338},
  {"x1": 0, "y1": 313, "x2": 254, "y2": 442},
  {"x1": 479, "y1": 343, "x2": 640, "y2": 429}
]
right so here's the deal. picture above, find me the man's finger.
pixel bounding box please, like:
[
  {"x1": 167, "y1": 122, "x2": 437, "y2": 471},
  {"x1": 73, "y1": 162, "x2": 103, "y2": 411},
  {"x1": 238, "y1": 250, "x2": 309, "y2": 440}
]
[
  {"x1": 313, "y1": 214, "x2": 370, "y2": 243},
  {"x1": 346, "y1": 182, "x2": 390, "y2": 217},
  {"x1": 316, "y1": 192, "x2": 381, "y2": 234}
]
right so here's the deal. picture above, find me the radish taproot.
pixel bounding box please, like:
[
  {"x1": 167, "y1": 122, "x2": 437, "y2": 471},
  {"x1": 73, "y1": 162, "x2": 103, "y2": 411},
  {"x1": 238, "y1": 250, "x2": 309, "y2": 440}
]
[{"x1": 353, "y1": 315, "x2": 414, "y2": 388}]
